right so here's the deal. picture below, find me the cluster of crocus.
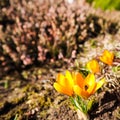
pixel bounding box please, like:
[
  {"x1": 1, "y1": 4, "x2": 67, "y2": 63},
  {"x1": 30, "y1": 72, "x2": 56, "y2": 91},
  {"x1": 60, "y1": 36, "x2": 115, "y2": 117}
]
[
  {"x1": 53, "y1": 49, "x2": 114, "y2": 117},
  {"x1": 54, "y1": 71, "x2": 105, "y2": 98},
  {"x1": 86, "y1": 50, "x2": 114, "y2": 74}
]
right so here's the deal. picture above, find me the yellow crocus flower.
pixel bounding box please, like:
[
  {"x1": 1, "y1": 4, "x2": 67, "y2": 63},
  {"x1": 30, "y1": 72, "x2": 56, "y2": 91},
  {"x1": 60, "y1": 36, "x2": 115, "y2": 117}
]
[
  {"x1": 53, "y1": 70, "x2": 74, "y2": 96},
  {"x1": 99, "y1": 50, "x2": 114, "y2": 66},
  {"x1": 73, "y1": 73, "x2": 105, "y2": 99},
  {"x1": 86, "y1": 59, "x2": 100, "y2": 73},
  {"x1": 54, "y1": 71, "x2": 105, "y2": 99}
]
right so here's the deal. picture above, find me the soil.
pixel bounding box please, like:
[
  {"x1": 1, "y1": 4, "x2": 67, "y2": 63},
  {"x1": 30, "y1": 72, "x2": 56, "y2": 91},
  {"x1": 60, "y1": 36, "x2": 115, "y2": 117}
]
[{"x1": 0, "y1": 1, "x2": 120, "y2": 120}]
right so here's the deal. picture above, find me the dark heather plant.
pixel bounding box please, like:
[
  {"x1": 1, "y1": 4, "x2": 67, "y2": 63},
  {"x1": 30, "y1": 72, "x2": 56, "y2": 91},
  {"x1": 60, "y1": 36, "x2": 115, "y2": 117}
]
[{"x1": 0, "y1": 0, "x2": 118, "y2": 77}]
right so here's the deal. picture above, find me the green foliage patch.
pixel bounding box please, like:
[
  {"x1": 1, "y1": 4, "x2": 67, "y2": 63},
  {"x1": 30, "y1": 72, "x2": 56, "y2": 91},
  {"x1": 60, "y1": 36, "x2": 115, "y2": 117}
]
[{"x1": 87, "y1": 0, "x2": 120, "y2": 10}]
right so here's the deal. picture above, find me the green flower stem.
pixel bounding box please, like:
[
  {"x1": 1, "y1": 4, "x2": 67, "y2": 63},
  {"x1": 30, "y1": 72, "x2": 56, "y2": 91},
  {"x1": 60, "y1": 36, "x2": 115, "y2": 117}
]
[{"x1": 70, "y1": 95, "x2": 87, "y2": 114}]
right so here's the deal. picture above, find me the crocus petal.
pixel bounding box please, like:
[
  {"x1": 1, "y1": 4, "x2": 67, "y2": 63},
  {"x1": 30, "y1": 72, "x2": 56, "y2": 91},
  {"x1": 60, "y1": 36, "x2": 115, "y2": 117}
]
[
  {"x1": 65, "y1": 70, "x2": 74, "y2": 88},
  {"x1": 73, "y1": 85, "x2": 90, "y2": 99},
  {"x1": 107, "y1": 55, "x2": 114, "y2": 65},
  {"x1": 54, "y1": 83, "x2": 73, "y2": 96},
  {"x1": 74, "y1": 72, "x2": 84, "y2": 88},
  {"x1": 57, "y1": 72, "x2": 73, "y2": 89},
  {"x1": 84, "y1": 74, "x2": 97, "y2": 94},
  {"x1": 86, "y1": 60, "x2": 100, "y2": 73},
  {"x1": 104, "y1": 50, "x2": 112, "y2": 57},
  {"x1": 99, "y1": 50, "x2": 114, "y2": 65},
  {"x1": 100, "y1": 56, "x2": 112, "y2": 65},
  {"x1": 92, "y1": 78, "x2": 105, "y2": 94},
  {"x1": 99, "y1": 56, "x2": 107, "y2": 63},
  {"x1": 111, "y1": 53, "x2": 114, "y2": 59},
  {"x1": 57, "y1": 73, "x2": 65, "y2": 86}
]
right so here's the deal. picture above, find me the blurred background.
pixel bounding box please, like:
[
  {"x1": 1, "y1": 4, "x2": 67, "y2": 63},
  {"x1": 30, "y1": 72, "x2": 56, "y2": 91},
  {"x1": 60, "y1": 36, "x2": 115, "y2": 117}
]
[
  {"x1": 0, "y1": 0, "x2": 120, "y2": 77},
  {"x1": 0, "y1": 0, "x2": 120, "y2": 120}
]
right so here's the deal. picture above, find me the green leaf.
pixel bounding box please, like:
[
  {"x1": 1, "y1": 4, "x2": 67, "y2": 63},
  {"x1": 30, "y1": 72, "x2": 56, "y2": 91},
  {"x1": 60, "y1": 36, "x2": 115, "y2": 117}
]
[
  {"x1": 14, "y1": 114, "x2": 18, "y2": 120},
  {"x1": 87, "y1": 99, "x2": 95, "y2": 111},
  {"x1": 115, "y1": 52, "x2": 120, "y2": 58},
  {"x1": 70, "y1": 95, "x2": 88, "y2": 114},
  {"x1": 112, "y1": 66, "x2": 120, "y2": 72},
  {"x1": 87, "y1": 0, "x2": 120, "y2": 10},
  {"x1": 4, "y1": 81, "x2": 8, "y2": 89}
]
